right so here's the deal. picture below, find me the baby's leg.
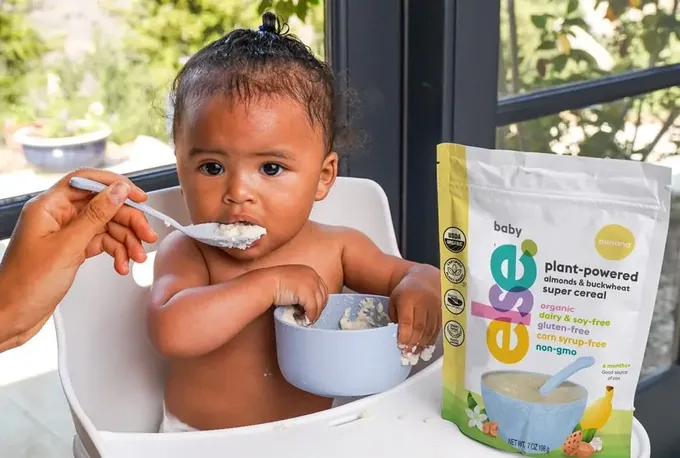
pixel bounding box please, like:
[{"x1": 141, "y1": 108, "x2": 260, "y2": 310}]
[{"x1": 159, "y1": 403, "x2": 199, "y2": 433}]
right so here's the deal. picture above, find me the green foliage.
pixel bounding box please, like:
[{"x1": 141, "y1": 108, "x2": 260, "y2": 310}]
[
  {"x1": 498, "y1": 0, "x2": 680, "y2": 160},
  {"x1": 0, "y1": 0, "x2": 47, "y2": 106},
  {"x1": 258, "y1": 0, "x2": 320, "y2": 22},
  {"x1": 4, "y1": 0, "x2": 675, "y2": 160},
  {"x1": 0, "y1": 0, "x2": 48, "y2": 142},
  {"x1": 116, "y1": 0, "x2": 262, "y2": 92},
  {"x1": 79, "y1": 36, "x2": 168, "y2": 143},
  {"x1": 0, "y1": 0, "x2": 324, "y2": 146},
  {"x1": 49, "y1": 35, "x2": 167, "y2": 143},
  {"x1": 114, "y1": 0, "x2": 323, "y2": 110},
  {"x1": 112, "y1": 0, "x2": 323, "y2": 141},
  {"x1": 3, "y1": 32, "x2": 166, "y2": 143},
  {"x1": 258, "y1": 0, "x2": 324, "y2": 56}
]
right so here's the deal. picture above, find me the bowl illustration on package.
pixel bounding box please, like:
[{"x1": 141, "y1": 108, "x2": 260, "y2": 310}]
[{"x1": 480, "y1": 370, "x2": 588, "y2": 454}]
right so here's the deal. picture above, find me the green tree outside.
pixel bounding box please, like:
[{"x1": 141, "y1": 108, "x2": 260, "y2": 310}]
[
  {"x1": 0, "y1": 0, "x2": 324, "y2": 145},
  {"x1": 498, "y1": 0, "x2": 680, "y2": 161},
  {"x1": 1, "y1": 0, "x2": 676, "y2": 159}
]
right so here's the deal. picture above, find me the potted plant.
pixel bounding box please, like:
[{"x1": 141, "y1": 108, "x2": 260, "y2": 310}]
[
  {"x1": 11, "y1": 70, "x2": 112, "y2": 173},
  {"x1": 13, "y1": 102, "x2": 111, "y2": 173}
]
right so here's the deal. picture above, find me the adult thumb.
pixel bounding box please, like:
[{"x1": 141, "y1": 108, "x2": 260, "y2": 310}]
[{"x1": 68, "y1": 180, "x2": 130, "y2": 242}]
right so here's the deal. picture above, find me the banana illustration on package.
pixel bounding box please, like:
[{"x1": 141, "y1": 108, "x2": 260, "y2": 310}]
[{"x1": 580, "y1": 386, "x2": 614, "y2": 431}]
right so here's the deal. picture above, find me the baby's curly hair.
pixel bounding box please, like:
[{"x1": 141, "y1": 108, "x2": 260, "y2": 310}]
[{"x1": 171, "y1": 11, "x2": 350, "y2": 154}]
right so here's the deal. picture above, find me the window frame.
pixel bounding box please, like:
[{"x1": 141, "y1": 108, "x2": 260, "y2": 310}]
[
  {"x1": 0, "y1": 166, "x2": 179, "y2": 239},
  {"x1": 325, "y1": 0, "x2": 405, "y2": 240},
  {"x1": 402, "y1": 0, "x2": 500, "y2": 266},
  {"x1": 0, "y1": 0, "x2": 407, "y2": 243},
  {"x1": 412, "y1": 2, "x2": 680, "y2": 456},
  {"x1": 497, "y1": 63, "x2": 680, "y2": 126},
  {"x1": 2, "y1": 6, "x2": 680, "y2": 453}
]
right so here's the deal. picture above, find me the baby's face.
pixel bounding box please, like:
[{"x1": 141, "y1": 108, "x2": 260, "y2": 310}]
[{"x1": 175, "y1": 95, "x2": 337, "y2": 260}]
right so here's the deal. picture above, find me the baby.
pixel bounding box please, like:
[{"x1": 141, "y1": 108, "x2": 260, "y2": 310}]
[{"x1": 148, "y1": 12, "x2": 441, "y2": 433}]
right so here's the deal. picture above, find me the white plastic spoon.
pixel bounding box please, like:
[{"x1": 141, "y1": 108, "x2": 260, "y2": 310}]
[{"x1": 69, "y1": 177, "x2": 266, "y2": 250}]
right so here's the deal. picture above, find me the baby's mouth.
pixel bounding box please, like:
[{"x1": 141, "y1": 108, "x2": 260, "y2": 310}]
[{"x1": 222, "y1": 219, "x2": 261, "y2": 227}]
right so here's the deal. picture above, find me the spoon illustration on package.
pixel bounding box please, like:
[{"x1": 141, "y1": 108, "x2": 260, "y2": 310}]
[{"x1": 539, "y1": 356, "x2": 596, "y2": 396}]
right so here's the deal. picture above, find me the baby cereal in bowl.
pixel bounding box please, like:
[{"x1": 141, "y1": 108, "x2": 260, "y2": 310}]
[{"x1": 480, "y1": 370, "x2": 587, "y2": 453}]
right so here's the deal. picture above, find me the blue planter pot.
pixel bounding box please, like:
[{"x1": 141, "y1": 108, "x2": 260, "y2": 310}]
[{"x1": 13, "y1": 125, "x2": 111, "y2": 173}]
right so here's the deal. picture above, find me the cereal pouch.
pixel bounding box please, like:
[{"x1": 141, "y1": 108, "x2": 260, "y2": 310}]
[{"x1": 436, "y1": 143, "x2": 671, "y2": 456}]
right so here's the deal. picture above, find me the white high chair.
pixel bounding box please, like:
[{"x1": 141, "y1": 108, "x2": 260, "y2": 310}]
[{"x1": 53, "y1": 177, "x2": 650, "y2": 458}]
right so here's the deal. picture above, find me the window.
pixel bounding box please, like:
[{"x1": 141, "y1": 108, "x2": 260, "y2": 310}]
[
  {"x1": 495, "y1": 0, "x2": 680, "y2": 383},
  {"x1": 497, "y1": 88, "x2": 679, "y2": 158},
  {"x1": 499, "y1": 0, "x2": 680, "y2": 98},
  {"x1": 0, "y1": 0, "x2": 325, "y2": 235},
  {"x1": 401, "y1": 3, "x2": 680, "y2": 453},
  {"x1": 497, "y1": 13, "x2": 680, "y2": 380},
  {"x1": 2, "y1": 0, "x2": 680, "y2": 453},
  {"x1": 497, "y1": 88, "x2": 680, "y2": 378}
]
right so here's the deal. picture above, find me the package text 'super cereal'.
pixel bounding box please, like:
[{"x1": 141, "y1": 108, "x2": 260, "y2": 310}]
[{"x1": 436, "y1": 143, "x2": 671, "y2": 457}]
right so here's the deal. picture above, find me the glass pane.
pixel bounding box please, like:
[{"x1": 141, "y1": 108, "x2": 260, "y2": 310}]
[
  {"x1": 499, "y1": 0, "x2": 680, "y2": 98},
  {"x1": 497, "y1": 87, "x2": 680, "y2": 379},
  {"x1": 0, "y1": 0, "x2": 325, "y2": 202}
]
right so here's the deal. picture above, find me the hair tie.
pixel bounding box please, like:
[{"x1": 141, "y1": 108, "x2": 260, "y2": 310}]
[{"x1": 258, "y1": 25, "x2": 265, "y2": 32}]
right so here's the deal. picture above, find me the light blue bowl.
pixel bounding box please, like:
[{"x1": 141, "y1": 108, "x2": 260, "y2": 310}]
[
  {"x1": 480, "y1": 370, "x2": 588, "y2": 454},
  {"x1": 273, "y1": 294, "x2": 411, "y2": 398}
]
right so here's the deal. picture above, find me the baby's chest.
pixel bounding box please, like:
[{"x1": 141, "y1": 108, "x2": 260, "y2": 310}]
[{"x1": 205, "y1": 252, "x2": 346, "y2": 293}]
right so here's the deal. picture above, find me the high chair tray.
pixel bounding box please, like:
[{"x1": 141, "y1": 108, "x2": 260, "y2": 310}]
[{"x1": 96, "y1": 359, "x2": 650, "y2": 458}]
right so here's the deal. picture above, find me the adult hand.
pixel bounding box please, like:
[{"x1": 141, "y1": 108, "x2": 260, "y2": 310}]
[{"x1": 0, "y1": 168, "x2": 158, "y2": 350}]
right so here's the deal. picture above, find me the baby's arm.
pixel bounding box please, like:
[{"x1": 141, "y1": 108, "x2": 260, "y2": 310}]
[
  {"x1": 147, "y1": 232, "x2": 275, "y2": 358},
  {"x1": 340, "y1": 228, "x2": 440, "y2": 349}
]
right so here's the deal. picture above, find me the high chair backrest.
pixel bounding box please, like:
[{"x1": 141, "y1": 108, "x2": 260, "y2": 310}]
[{"x1": 55, "y1": 177, "x2": 401, "y2": 441}]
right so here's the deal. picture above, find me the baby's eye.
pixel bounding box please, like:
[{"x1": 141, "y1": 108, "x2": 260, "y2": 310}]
[
  {"x1": 199, "y1": 162, "x2": 224, "y2": 176},
  {"x1": 260, "y1": 163, "x2": 285, "y2": 176}
]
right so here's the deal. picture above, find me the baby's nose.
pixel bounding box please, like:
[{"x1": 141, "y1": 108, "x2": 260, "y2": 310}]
[{"x1": 223, "y1": 174, "x2": 255, "y2": 204}]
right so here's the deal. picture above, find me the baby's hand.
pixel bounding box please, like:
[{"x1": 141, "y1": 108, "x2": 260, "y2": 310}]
[
  {"x1": 269, "y1": 265, "x2": 329, "y2": 322},
  {"x1": 389, "y1": 276, "x2": 441, "y2": 352}
]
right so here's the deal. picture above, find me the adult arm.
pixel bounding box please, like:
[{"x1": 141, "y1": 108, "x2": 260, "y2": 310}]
[{"x1": 0, "y1": 168, "x2": 157, "y2": 352}]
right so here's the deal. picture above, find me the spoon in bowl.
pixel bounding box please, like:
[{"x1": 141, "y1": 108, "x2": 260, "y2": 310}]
[
  {"x1": 539, "y1": 355, "x2": 595, "y2": 396},
  {"x1": 69, "y1": 177, "x2": 266, "y2": 250}
]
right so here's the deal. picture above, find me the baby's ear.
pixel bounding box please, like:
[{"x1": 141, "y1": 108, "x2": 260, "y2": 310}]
[{"x1": 315, "y1": 152, "x2": 338, "y2": 201}]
